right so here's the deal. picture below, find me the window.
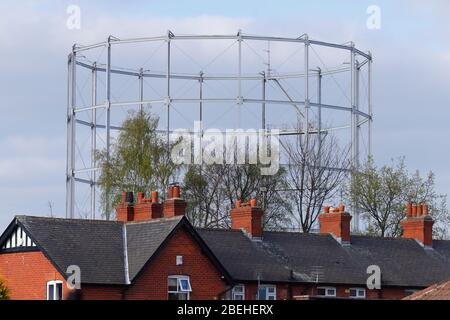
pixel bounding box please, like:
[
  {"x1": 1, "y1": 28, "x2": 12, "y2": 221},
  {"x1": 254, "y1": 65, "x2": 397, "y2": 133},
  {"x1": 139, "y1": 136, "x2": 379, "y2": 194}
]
[
  {"x1": 258, "y1": 285, "x2": 276, "y2": 300},
  {"x1": 317, "y1": 287, "x2": 336, "y2": 297},
  {"x1": 47, "y1": 281, "x2": 63, "y2": 300},
  {"x1": 232, "y1": 284, "x2": 245, "y2": 300},
  {"x1": 168, "y1": 275, "x2": 192, "y2": 300},
  {"x1": 349, "y1": 288, "x2": 366, "y2": 299}
]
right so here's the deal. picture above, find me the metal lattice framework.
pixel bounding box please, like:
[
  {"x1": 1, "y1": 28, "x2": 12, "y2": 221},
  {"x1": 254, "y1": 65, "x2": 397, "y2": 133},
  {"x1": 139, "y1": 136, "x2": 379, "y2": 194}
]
[{"x1": 66, "y1": 31, "x2": 373, "y2": 221}]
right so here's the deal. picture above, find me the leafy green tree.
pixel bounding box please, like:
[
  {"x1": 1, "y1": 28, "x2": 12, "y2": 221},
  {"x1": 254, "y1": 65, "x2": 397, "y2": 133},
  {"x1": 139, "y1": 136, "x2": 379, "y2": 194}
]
[
  {"x1": 96, "y1": 109, "x2": 180, "y2": 219},
  {"x1": 0, "y1": 278, "x2": 9, "y2": 300},
  {"x1": 349, "y1": 158, "x2": 449, "y2": 238}
]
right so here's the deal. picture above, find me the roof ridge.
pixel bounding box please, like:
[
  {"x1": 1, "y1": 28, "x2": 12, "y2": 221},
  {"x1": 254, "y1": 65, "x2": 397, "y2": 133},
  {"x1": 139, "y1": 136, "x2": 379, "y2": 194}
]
[
  {"x1": 125, "y1": 216, "x2": 183, "y2": 225},
  {"x1": 16, "y1": 215, "x2": 123, "y2": 224}
]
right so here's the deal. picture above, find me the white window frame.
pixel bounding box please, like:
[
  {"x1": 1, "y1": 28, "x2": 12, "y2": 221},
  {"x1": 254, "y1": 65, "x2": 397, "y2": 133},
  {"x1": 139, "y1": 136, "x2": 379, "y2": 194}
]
[
  {"x1": 47, "y1": 280, "x2": 63, "y2": 300},
  {"x1": 168, "y1": 275, "x2": 192, "y2": 300},
  {"x1": 349, "y1": 287, "x2": 366, "y2": 299},
  {"x1": 317, "y1": 286, "x2": 336, "y2": 297},
  {"x1": 232, "y1": 284, "x2": 245, "y2": 300},
  {"x1": 258, "y1": 285, "x2": 277, "y2": 300}
]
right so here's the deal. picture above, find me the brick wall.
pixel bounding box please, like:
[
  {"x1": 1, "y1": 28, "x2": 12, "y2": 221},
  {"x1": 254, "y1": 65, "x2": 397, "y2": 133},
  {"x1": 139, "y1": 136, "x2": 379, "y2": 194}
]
[
  {"x1": 124, "y1": 226, "x2": 228, "y2": 300},
  {"x1": 0, "y1": 251, "x2": 72, "y2": 300},
  {"x1": 81, "y1": 285, "x2": 123, "y2": 300}
]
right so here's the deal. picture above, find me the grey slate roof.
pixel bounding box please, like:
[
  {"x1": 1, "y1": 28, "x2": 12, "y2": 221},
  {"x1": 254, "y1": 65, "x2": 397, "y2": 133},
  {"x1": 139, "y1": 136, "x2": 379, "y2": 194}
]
[
  {"x1": 126, "y1": 216, "x2": 183, "y2": 280},
  {"x1": 198, "y1": 229, "x2": 450, "y2": 288},
  {"x1": 2, "y1": 215, "x2": 450, "y2": 288},
  {"x1": 16, "y1": 215, "x2": 126, "y2": 285},
  {"x1": 3, "y1": 215, "x2": 186, "y2": 285}
]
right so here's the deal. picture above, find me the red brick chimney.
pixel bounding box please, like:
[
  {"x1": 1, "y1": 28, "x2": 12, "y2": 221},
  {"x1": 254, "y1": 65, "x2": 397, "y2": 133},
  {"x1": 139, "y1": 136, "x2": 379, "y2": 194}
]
[
  {"x1": 163, "y1": 185, "x2": 187, "y2": 218},
  {"x1": 230, "y1": 199, "x2": 263, "y2": 239},
  {"x1": 116, "y1": 191, "x2": 163, "y2": 222},
  {"x1": 117, "y1": 192, "x2": 135, "y2": 222},
  {"x1": 134, "y1": 191, "x2": 163, "y2": 221},
  {"x1": 318, "y1": 204, "x2": 352, "y2": 243},
  {"x1": 401, "y1": 203, "x2": 434, "y2": 247}
]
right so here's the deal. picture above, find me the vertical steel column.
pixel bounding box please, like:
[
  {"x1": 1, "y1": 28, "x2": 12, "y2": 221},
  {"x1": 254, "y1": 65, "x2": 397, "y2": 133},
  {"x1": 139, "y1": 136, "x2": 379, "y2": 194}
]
[
  {"x1": 237, "y1": 30, "x2": 243, "y2": 130},
  {"x1": 199, "y1": 71, "x2": 204, "y2": 163},
  {"x1": 66, "y1": 50, "x2": 76, "y2": 219},
  {"x1": 199, "y1": 71, "x2": 203, "y2": 123},
  {"x1": 304, "y1": 35, "x2": 310, "y2": 146},
  {"x1": 317, "y1": 67, "x2": 322, "y2": 155},
  {"x1": 355, "y1": 61, "x2": 360, "y2": 166},
  {"x1": 350, "y1": 44, "x2": 357, "y2": 167},
  {"x1": 368, "y1": 52, "x2": 373, "y2": 159},
  {"x1": 139, "y1": 67, "x2": 144, "y2": 112},
  {"x1": 166, "y1": 31, "x2": 172, "y2": 147},
  {"x1": 261, "y1": 71, "x2": 266, "y2": 130},
  {"x1": 350, "y1": 44, "x2": 360, "y2": 232},
  {"x1": 105, "y1": 38, "x2": 112, "y2": 218},
  {"x1": 90, "y1": 62, "x2": 97, "y2": 220}
]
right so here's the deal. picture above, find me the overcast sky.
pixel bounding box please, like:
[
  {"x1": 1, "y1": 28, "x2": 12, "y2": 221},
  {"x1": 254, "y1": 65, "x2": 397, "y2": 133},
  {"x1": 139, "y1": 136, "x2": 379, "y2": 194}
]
[{"x1": 0, "y1": 0, "x2": 449, "y2": 230}]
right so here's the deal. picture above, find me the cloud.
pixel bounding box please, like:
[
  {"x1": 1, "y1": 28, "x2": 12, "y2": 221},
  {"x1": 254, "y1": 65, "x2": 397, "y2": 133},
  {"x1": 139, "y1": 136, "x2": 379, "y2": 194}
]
[{"x1": 1, "y1": 1, "x2": 450, "y2": 230}]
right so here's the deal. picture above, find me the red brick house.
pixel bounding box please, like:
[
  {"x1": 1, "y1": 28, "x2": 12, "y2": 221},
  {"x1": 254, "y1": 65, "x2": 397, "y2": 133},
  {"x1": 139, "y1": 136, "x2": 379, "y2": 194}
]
[{"x1": 1, "y1": 186, "x2": 450, "y2": 300}]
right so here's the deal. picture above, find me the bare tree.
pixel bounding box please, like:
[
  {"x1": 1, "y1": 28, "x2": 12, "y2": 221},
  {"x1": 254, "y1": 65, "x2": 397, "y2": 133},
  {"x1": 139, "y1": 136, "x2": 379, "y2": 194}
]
[
  {"x1": 183, "y1": 164, "x2": 229, "y2": 228},
  {"x1": 184, "y1": 163, "x2": 289, "y2": 230},
  {"x1": 284, "y1": 125, "x2": 350, "y2": 233}
]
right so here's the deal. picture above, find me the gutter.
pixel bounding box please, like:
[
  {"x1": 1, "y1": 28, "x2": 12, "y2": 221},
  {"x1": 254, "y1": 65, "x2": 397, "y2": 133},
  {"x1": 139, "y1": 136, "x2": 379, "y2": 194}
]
[{"x1": 122, "y1": 224, "x2": 131, "y2": 285}]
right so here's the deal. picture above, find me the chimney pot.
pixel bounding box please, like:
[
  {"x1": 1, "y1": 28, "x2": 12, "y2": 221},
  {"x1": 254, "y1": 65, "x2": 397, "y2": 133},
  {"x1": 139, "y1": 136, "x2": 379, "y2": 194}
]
[
  {"x1": 236, "y1": 200, "x2": 242, "y2": 208},
  {"x1": 167, "y1": 186, "x2": 174, "y2": 199},
  {"x1": 406, "y1": 203, "x2": 413, "y2": 217},
  {"x1": 338, "y1": 204, "x2": 345, "y2": 212},
  {"x1": 423, "y1": 204, "x2": 429, "y2": 216},
  {"x1": 125, "y1": 192, "x2": 134, "y2": 204},
  {"x1": 137, "y1": 192, "x2": 145, "y2": 204},
  {"x1": 412, "y1": 205, "x2": 417, "y2": 217},
  {"x1": 151, "y1": 191, "x2": 159, "y2": 203},
  {"x1": 323, "y1": 206, "x2": 330, "y2": 214},
  {"x1": 250, "y1": 199, "x2": 257, "y2": 207},
  {"x1": 173, "y1": 185, "x2": 180, "y2": 198},
  {"x1": 417, "y1": 204, "x2": 423, "y2": 216}
]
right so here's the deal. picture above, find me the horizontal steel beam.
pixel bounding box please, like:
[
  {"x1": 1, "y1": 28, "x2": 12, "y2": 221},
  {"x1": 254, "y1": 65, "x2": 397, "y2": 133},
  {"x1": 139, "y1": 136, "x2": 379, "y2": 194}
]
[{"x1": 72, "y1": 34, "x2": 372, "y2": 60}]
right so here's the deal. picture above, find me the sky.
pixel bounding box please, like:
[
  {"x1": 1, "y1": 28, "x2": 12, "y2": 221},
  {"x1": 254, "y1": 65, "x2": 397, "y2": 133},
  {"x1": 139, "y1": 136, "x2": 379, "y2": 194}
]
[{"x1": 0, "y1": 0, "x2": 450, "y2": 230}]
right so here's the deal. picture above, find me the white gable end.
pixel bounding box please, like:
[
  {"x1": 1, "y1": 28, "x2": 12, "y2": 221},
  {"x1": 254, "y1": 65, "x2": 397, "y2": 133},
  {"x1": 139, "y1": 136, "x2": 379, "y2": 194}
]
[{"x1": 1, "y1": 225, "x2": 36, "y2": 250}]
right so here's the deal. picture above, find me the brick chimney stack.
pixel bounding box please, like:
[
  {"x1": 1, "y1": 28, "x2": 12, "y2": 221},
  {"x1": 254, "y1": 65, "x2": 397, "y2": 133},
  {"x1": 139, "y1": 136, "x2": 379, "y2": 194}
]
[
  {"x1": 318, "y1": 204, "x2": 352, "y2": 243},
  {"x1": 163, "y1": 184, "x2": 187, "y2": 218},
  {"x1": 134, "y1": 191, "x2": 163, "y2": 221},
  {"x1": 116, "y1": 191, "x2": 163, "y2": 223},
  {"x1": 230, "y1": 199, "x2": 263, "y2": 239},
  {"x1": 117, "y1": 192, "x2": 135, "y2": 222},
  {"x1": 401, "y1": 203, "x2": 434, "y2": 247}
]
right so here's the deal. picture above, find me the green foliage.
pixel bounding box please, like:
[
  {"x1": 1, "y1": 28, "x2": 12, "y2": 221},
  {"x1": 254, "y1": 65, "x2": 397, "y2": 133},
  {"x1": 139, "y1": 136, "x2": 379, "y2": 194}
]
[
  {"x1": 349, "y1": 157, "x2": 449, "y2": 238},
  {"x1": 0, "y1": 278, "x2": 9, "y2": 300},
  {"x1": 96, "y1": 109, "x2": 180, "y2": 219}
]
